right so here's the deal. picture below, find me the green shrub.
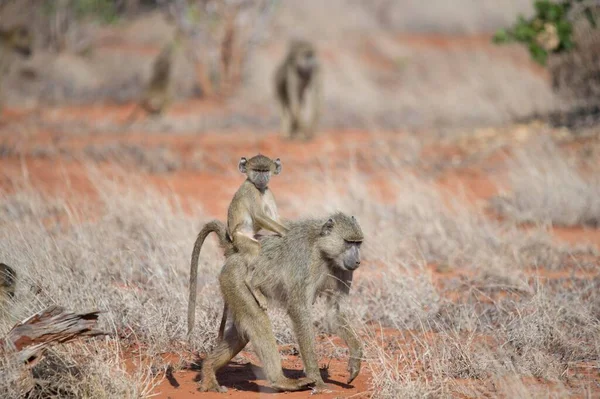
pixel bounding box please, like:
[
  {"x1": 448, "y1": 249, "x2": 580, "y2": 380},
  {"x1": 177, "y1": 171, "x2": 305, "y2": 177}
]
[{"x1": 493, "y1": 1, "x2": 597, "y2": 65}]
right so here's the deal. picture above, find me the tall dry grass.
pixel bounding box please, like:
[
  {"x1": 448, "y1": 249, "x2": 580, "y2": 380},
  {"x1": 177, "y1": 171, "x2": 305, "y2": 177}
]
[
  {"x1": 491, "y1": 139, "x2": 600, "y2": 227},
  {"x1": 1, "y1": 146, "x2": 599, "y2": 397}
]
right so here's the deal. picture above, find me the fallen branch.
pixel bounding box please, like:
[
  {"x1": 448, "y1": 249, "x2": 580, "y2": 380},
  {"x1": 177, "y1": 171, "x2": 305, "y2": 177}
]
[{"x1": 1, "y1": 305, "x2": 106, "y2": 366}]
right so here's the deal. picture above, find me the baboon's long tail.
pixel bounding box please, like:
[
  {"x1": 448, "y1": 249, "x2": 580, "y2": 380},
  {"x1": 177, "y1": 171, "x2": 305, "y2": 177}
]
[{"x1": 187, "y1": 220, "x2": 233, "y2": 338}]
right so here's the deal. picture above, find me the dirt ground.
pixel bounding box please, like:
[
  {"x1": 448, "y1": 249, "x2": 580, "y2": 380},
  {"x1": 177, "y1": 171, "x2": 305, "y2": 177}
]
[
  {"x1": 3, "y1": 111, "x2": 599, "y2": 398},
  {"x1": 2, "y1": 24, "x2": 599, "y2": 398}
]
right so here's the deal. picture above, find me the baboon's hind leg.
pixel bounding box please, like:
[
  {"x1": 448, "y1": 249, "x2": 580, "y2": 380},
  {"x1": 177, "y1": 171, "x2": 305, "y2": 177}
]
[
  {"x1": 199, "y1": 323, "x2": 248, "y2": 392},
  {"x1": 245, "y1": 268, "x2": 268, "y2": 311},
  {"x1": 218, "y1": 256, "x2": 314, "y2": 391},
  {"x1": 232, "y1": 234, "x2": 269, "y2": 310}
]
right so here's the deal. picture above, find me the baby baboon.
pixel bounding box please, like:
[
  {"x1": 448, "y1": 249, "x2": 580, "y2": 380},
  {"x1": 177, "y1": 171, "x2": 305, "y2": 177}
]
[
  {"x1": 227, "y1": 155, "x2": 287, "y2": 308},
  {"x1": 0, "y1": 263, "x2": 17, "y2": 307},
  {"x1": 274, "y1": 39, "x2": 322, "y2": 140},
  {"x1": 192, "y1": 212, "x2": 364, "y2": 393},
  {"x1": 0, "y1": 25, "x2": 33, "y2": 115},
  {"x1": 187, "y1": 155, "x2": 288, "y2": 339}
]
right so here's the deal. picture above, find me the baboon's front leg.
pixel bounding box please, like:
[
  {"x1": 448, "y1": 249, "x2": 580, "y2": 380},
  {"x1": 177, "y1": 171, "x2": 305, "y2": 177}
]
[
  {"x1": 303, "y1": 77, "x2": 321, "y2": 140},
  {"x1": 326, "y1": 290, "x2": 362, "y2": 384},
  {"x1": 334, "y1": 308, "x2": 362, "y2": 384},
  {"x1": 255, "y1": 213, "x2": 289, "y2": 236},
  {"x1": 286, "y1": 70, "x2": 301, "y2": 138},
  {"x1": 288, "y1": 301, "x2": 331, "y2": 393}
]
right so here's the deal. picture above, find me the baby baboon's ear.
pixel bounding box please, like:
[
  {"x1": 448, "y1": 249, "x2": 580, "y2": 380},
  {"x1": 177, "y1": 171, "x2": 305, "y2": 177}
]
[
  {"x1": 238, "y1": 157, "x2": 248, "y2": 173},
  {"x1": 321, "y1": 218, "x2": 335, "y2": 236},
  {"x1": 274, "y1": 158, "x2": 282, "y2": 175}
]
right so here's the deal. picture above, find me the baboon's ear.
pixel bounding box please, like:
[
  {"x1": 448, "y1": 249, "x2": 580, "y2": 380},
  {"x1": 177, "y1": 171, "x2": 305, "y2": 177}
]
[
  {"x1": 321, "y1": 218, "x2": 335, "y2": 236},
  {"x1": 238, "y1": 157, "x2": 248, "y2": 173},
  {"x1": 274, "y1": 158, "x2": 282, "y2": 175}
]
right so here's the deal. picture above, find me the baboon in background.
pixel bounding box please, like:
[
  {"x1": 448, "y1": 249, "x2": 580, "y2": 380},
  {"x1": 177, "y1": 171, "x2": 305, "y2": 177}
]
[
  {"x1": 140, "y1": 40, "x2": 176, "y2": 115},
  {"x1": 0, "y1": 263, "x2": 17, "y2": 307},
  {"x1": 0, "y1": 25, "x2": 33, "y2": 115},
  {"x1": 125, "y1": 35, "x2": 181, "y2": 125},
  {"x1": 274, "y1": 39, "x2": 322, "y2": 140},
  {"x1": 188, "y1": 155, "x2": 288, "y2": 340},
  {"x1": 190, "y1": 212, "x2": 364, "y2": 393}
]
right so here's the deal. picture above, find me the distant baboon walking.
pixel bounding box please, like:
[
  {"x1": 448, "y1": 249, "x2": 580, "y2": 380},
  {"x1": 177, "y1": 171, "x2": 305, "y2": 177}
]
[
  {"x1": 189, "y1": 212, "x2": 364, "y2": 393},
  {"x1": 187, "y1": 155, "x2": 288, "y2": 340},
  {"x1": 274, "y1": 39, "x2": 322, "y2": 140},
  {"x1": 141, "y1": 41, "x2": 177, "y2": 115},
  {"x1": 125, "y1": 35, "x2": 181, "y2": 125},
  {"x1": 0, "y1": 25, "x2": 33, "y2": 115}
]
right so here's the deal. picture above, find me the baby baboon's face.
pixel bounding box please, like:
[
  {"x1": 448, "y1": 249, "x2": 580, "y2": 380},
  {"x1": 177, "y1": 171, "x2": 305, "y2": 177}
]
[{"x1": 239, "y1": 155, "x2": 281, "y2": 191}]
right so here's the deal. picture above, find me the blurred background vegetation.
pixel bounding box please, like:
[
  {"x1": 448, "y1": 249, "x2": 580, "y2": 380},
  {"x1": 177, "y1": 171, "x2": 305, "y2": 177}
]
[{"x1": 1, "y1": 0, "x2": 600, "y2": 132}]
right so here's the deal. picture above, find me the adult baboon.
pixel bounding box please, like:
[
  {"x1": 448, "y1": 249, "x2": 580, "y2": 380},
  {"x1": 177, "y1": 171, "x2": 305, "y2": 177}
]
[
  {"x1": 226, "y1": 155, "x2": 287, "y2": 311},
  {"x1": 189, "y1": 212, "x2": 364, "y2": 393},
  {"x1": 274, "y1": 39, "x2": 322, "y2": 140},
  {"x1": 124, "y1": 34, "x2": 182, "y2": 125},
  {"x1": 0, "y1": 25, "x2": 33, "y2": 115}
]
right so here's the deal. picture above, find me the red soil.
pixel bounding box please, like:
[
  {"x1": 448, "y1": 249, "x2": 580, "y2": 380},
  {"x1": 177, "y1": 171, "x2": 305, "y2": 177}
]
[{"x1": 1, "y1": 31, "x2": 599, "y2": 398}]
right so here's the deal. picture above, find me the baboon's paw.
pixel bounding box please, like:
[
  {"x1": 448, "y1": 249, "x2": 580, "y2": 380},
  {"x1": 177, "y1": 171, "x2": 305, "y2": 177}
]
[
  {"x1": 198, "y1": 381, "x2": 228, "y2": 393},
  {"x1": 310, "y1": 382, "x2": 333, "y2": 395},
  {"x1": 272, "y1": 377, "x2": 314, "y2": 392},
  {"x1": 347, "y1": 357, "x2": 361, "y2": 384}
]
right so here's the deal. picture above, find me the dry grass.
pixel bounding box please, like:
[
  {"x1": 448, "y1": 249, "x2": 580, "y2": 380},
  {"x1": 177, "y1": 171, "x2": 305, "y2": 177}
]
[
  {"x1": 490, "y1": 139, "x2": 600, "y2": 227},
  {"x1": 1, "y1": 147, "x2": 599, "y2": 397}
]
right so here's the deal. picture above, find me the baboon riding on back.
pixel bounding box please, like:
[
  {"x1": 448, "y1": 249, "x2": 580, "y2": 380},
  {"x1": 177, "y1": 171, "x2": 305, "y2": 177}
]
[{"x1": 188, "y1": 212, "x2": 364, "y2": 393}]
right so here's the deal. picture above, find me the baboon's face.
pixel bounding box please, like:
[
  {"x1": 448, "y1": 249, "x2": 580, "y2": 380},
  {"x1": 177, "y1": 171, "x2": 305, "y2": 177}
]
[
  {"x1": 319, "y1": 215, "x2": 364, "y2": 271},
  {"x1": 239, "y1": 155, "x2": 282, "y2": 191},
  {"x1": 10, "y1": 26, "x2": 32, "y2": 57},
  {"x1": 294, "y1": 46, "x2": 317, "y2": 76},
  {"x1": 339, "y1": 239, "x2": 362, "y2": 271}
]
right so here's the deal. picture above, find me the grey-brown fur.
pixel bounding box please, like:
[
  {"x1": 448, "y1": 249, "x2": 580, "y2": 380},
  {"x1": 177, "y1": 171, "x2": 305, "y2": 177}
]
[
  {"x1": 0, "y1": 263, "x2": 17, "y2": 312},
  {"x1": 187, "y1": 155, "x2": 288, "y2": 339},
  {"x1": 0, "y1": 25, "x2": 33, "y2": 115},
  {"x1": 274, "y1": 39, "x2": 322, "y2": 140},
  {"x1": 187, "y1": 220, "x2": 235, "y2": 339},
  {"x1": 125, "y1": 36, "x2": 180, "y2": 125},
  {"x1": 198, "y1": 212, "x2": 364, "y2": 393},
  {"x1": 141, "y1": 41, "x2": 175, "y2": 115}
]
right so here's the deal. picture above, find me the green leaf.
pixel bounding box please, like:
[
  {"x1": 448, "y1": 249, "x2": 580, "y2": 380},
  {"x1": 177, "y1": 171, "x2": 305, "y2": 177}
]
[
  {"x1": 493, "y1": 29, "x2": 512, "y2": 44},
  {"x1": 514, "y1": 20, "x2": 536, "y2": 41},
  {"x1": 534, "y1": 0, "x2": 551, "y2": 17},
  {"x1": 556, "y1": 20, "x2": 573, "y2": 45},
  {"x1": 529, "y1": 42, "x2": 548, "y2": 65},
  {"x1": 546, "y1": 4, "x2": 564, "y2": 21}
]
